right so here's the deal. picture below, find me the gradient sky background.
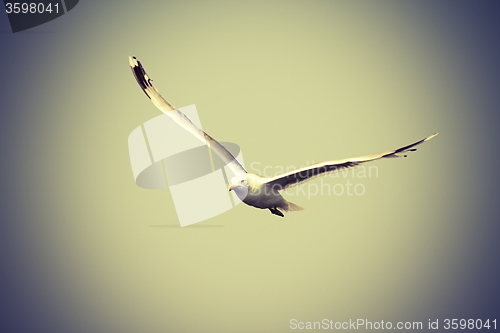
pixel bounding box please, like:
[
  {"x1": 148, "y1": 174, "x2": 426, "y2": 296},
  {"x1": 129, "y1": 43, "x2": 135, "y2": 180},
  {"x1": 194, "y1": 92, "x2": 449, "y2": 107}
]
[{"x1": 1, "y1": 1, "x2": 499, "y2": 332}]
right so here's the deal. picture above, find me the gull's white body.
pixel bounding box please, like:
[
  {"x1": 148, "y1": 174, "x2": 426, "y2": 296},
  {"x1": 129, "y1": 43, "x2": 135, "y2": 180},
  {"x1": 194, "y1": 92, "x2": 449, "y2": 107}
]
[
  {"x1": 129, "y1": 56, "x2": 437, "y2": 217},
  {"x1": 228, "y1": 173, "x2": 302, "y2": 217}
]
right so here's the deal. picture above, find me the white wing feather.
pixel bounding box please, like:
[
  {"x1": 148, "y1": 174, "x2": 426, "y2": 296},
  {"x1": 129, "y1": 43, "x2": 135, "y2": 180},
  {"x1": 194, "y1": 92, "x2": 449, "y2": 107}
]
[{"x1": 129, "y1": 56, "x2": 246, "y2": 175}]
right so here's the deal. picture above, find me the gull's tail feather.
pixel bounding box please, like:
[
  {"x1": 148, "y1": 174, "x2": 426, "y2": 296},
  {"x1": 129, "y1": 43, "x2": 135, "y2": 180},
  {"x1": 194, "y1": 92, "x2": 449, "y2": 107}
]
[{"x1": 282, "y1": 200, "x2": 304, "y2": 212}]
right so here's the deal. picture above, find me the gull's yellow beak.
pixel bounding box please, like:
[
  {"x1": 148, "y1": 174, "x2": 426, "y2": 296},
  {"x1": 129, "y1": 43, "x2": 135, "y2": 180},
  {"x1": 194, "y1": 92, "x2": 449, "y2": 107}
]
[{"x1": 228, "y1": 184, "x2": 237, "y2": 191}]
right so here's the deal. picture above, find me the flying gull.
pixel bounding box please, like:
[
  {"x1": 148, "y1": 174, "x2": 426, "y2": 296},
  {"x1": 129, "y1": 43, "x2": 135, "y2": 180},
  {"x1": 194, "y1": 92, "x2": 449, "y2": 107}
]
[{"x1": 129, "y1": 56, "x2": 437, "y2": 217}]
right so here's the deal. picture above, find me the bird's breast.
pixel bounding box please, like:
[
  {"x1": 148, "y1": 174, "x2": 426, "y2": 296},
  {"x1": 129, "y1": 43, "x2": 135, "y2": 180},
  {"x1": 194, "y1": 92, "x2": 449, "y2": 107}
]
[{"x1": 237, "y1": 184, "x2": 284, "y2": 209}]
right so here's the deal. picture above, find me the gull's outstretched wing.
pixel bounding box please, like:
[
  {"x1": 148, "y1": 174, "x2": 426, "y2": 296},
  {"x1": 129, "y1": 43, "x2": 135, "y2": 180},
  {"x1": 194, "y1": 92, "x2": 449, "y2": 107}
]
[
  {"x1": 264, "y1": 133, "x2": 438, "y2": 190},
  {"x1": 129, "y1": 56, "x2": 246, "y2": 175}
]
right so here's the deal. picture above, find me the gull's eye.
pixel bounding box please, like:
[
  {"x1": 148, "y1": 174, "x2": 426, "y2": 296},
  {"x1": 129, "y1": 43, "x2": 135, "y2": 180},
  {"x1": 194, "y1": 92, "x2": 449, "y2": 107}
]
[{"x1": 240, "y1": 180, "x2": 245, "y2": 184}]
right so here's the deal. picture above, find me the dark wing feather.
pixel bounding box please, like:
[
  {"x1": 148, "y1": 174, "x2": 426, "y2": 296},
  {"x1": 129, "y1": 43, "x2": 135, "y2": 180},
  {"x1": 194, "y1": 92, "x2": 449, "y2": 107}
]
[{"x1": 264, "y1": 133, "x2": 438, "y2": 190}]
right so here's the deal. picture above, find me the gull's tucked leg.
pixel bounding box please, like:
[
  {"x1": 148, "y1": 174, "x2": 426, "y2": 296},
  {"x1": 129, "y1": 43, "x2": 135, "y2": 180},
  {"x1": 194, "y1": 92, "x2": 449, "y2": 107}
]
[{"x1": 269, "y1": 207, "x2": 284, "y2": 217}]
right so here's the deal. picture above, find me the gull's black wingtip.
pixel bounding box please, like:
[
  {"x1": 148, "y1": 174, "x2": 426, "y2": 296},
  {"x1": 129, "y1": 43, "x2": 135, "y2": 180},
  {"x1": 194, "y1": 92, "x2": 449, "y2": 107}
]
[
  {"x1": 129, "y1": 55, "x2": 153, "y2": 99},
  {"x1": 128, "y1": 55, "x2": 137, "y2": 67}
]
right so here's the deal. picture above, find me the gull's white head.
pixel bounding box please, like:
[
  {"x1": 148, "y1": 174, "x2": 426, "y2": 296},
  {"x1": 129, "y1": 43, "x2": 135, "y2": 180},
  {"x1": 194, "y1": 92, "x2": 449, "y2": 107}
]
[
  {"x1": 228, "y1": 174, "x2": 251, "y2": 192},
  {"x1": 228, "y1": 173, "x2": 261, "y2": 199}
]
